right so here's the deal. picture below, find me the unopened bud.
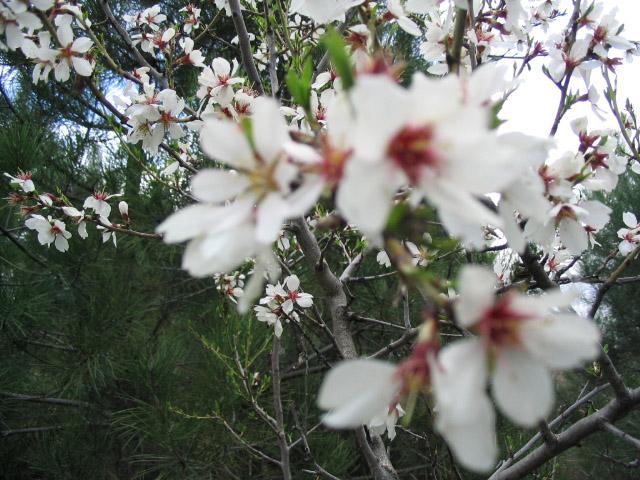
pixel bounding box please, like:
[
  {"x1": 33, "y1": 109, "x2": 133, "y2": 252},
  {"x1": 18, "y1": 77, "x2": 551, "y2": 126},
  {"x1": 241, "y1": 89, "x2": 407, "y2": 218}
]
[{"x1": 119, "y1": 201, "x2": 129, "y2": 223}]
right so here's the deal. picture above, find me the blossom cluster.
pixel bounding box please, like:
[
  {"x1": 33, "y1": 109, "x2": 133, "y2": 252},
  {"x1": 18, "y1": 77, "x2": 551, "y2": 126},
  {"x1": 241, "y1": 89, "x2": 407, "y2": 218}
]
[
  {"x1": 319, "y1": 266, "x2": 601, "y2": 471},
  {"x1": 254, "y1": 274, "x2": 313, "y2": 337},
  {"x1": 1, "y1": 1, "x2": 96, "y2": 83},
  {"x1": 4, "y1": 171, "x2": 127, "y2": 251}
]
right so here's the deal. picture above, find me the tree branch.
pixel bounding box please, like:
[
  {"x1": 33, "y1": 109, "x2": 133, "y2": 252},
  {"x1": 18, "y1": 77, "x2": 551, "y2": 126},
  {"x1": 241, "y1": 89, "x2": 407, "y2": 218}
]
[
  {"x1": 228, "y1": 0, "x2": 264, "y2": 95},
  {"x1": 271, "y1": 337, "x2": 292, "y2": 480},
  {"x1": 292, "y1": 218, "x2": 399, "y2": 480},
  {"x1": 602, "y1": 422, "x2": 640, "y2": 450},
  {"x1": 492, "y1": 387, "x2": 640, "y2": 480}
]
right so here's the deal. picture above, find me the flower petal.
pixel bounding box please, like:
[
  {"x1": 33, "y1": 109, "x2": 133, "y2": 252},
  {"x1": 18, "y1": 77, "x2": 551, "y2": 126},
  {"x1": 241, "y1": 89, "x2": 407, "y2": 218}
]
[
  {"x1": 200, "y1": 119, "x2": 255, "y2": 170},
  {"x1": 520, "y1": 313, "x2": 601, "y2": 370},
  {"x1": 318, "y1": 359, "x2": 399, "y2": 428},
  {"x1": 492, "y1": 347, "x2": 553, "y2": 427},
  {"x1": 454, "y1": 265, "x2": 497, "y2": 328},
  {"x1": 252, "y1": 97, "x2": 289, "y2": 163},
  {"x1": 191, "y1": 169, "x2": 250, "y2": 202},
  {"x1": 436, "y1": 394, "x2": 497, "y2": 472}
]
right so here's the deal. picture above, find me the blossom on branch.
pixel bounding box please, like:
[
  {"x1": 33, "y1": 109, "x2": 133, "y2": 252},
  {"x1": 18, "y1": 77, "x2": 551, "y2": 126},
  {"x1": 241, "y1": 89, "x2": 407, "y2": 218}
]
[
  {"x1": 254, "y1": 274, "x2": 313, "y2": 337},
  {"x1": 25, "y1": 214, "x2": 72, "y2": 252}
]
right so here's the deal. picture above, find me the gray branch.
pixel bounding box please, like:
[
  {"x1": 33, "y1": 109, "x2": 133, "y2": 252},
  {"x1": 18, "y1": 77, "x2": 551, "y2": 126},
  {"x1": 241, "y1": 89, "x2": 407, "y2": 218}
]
[
  {"x1": 0, "y1": 391, "x2": 95, "y2": 410},
  {"x1": 491, "y1": 387, "x2": 640, "y2": 480},
  {"x1": 292, "y1": 218, "x2": 399, "y2": 480},
  {"x1": 602, "y1": 422, "x2": 640, "y2": 450},
  {"x1": 228, "y1": 0, "x2": 264, "y2": 95},
  {"x1": 271, "y1": 337, "x2": 292, "y2": 480}
]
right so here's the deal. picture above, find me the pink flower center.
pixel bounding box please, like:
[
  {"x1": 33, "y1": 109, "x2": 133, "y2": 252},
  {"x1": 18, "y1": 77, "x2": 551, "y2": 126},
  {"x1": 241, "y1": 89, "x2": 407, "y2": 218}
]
[
  {"x1": 395, "y1": 340, "x2": 439, "y2": 396},
  {"x1": 387, "y1": 125, "x2": 439, "y2": 184},
  {"x1": 319, "y1": 138, "x2": 352, "y2": 185},
  {"x1": 477, "y1": 296, "x2": 530, "y2": 347},
  {"x1": 555, "y1": 205, "x2": 578, "y2": 223},
  {"x1": 594, "y1": 26, "x2": 607, "y2": 43}
]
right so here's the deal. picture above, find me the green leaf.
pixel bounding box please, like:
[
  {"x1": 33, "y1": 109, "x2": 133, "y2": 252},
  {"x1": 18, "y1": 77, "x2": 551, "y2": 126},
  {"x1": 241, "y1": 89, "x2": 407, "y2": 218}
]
[
  {"x1": 490, "y1": 99, "x2": 506, "y2": 130},
  {"x1": 321, "y1": 28, "x2": 354, "y2": 91},
  {"x1": 286, "y1": 57, "x2": 313, "y2": 112}
]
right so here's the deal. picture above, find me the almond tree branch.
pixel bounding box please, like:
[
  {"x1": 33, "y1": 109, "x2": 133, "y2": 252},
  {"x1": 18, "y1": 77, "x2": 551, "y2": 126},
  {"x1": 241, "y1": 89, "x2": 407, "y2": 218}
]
[
  {"x1": 538, "y1": 420, "x2": 559, "y2": 449},
  {"x1": 491, "y1": 387, "x2": 640, "y2": 480},
  {"x1": 292, "y1": 217, "x2": 399, "y2": 480},
  {"x1": 345, "y1": 271, "x2": 397, "y2": 283},
  {"x1": 368, "y1": 328, "x2": 419, "y2": 359},
  {"x1": 548, "y1": 0, "x2": 581, "y2": 136},
  {"x1": 0, "y1": 391, "x2": 96, "y2": 410},
  {"x1": 602, "y1": 67, "x2": 639, "y2": 160},
  {"x1": 491, "y1": 383, "x2": 610, "y2": 477},
  {"x1": 228, "y1": 0, "x2": 264, "y2": 95},
  {"x1": 588, "y1": 245, "x2": 640, "y2": 401},
  {"x1": 1, "y1": 425, "x2": 64, "y2": 437},
  {"x1": 602, "y1": 422, "x2": 640, "y2": 450},
  {"x1": 213, "y1": 412, "x2": 282, "y2": 467},
  {"x1": 97, "y1": 0, "x2": 168, "y2": 89},
  {"x1": 447, "y1": 8, "x2": 467, "y2": 74},
  {"x1": 271, "y1": 337, "x2": 292, "y2": 480}
]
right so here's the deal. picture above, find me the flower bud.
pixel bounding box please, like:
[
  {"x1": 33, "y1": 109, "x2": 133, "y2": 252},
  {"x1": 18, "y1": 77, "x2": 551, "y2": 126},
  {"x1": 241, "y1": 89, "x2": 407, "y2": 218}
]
[{"x1": 119, "y1": 201, "x2": 129, "y2": 223}]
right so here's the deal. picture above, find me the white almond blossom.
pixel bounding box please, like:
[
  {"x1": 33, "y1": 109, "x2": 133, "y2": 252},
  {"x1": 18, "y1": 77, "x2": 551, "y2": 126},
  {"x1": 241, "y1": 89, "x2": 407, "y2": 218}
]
[
  {"x1": 376, "y1": 250, "x2": 391, "y2": 268},
  {"x1": 544, "y1": 249, "x2": 573, "y2": 275},
  {"x1": 180, "y1": 4, "x2": 201, "y2": 34},
  {"x1": 0, "y1": 0, "x2": 46, "y2": 51},
  {"x1": 546, "y1": 35, "x2": 598, "y2": 85},
  {"x1": 197, "y1": 58, "x2": 244, "y2": 107},
  {"x1": 318, "y1": 322, "x2": 438, "y2": 429},
  {"x1": 333, "y1": 67, "x2": 542, "y2": 244},
  {"x1": 53, "y1": 24, "x2": 93, "y2": 81},
  {"x1": 255, "y1": 274, "x2": 313, "y2": 337},
  {"x1": 25, "y1": 214, "x2": 72, "y2": 252},
  {"x1": 139, "y1": 5, "x2": 166, "y2": 31},
  {"x1": 588, "y1": 7, "x2": 635, "y2": 58},
  {"x1": 178, "y1": 37, "x2": 205, "y2": 67},
  {"x1": 433, "y1": 265, "x2": 601, "y2": 468},
  {"x1": 524, "y1": 199, "x2": 611, "y2": 254},
  {"x1": 368, "y1": 404, "x2": 405, "y2": 441},
  {"x1": 318, "y1": 359, "x2": 402, "y2": 428},
  {"x1": 118, "y1": 201, "x2": 129, "y2": 223},
  {"x1": 386, "y1": 0, "x2": 422, "y2": 37},
  {"x1": 97, "y1": 221, "x2": 117, "y2": 247},
  {"x1": 140, "y1": 27, "x2": 174, "y2": 55},
  {"x1": 157, "y1": 97, "x2": 321, "y2": 281},
  {"x1": 419, "y1": 10, "x2": 452, "y2": 75},
  {"x1": 62, "y1": 206, "x2": 88, "y2": 239},
  {"x1": 617, "y1": 212, "x2": 640, "y2": 255},
  {"x1": 83, "y1": 192, "x2": 121, "y2": 219},
  {"x1": 215, "y1": 272, "x2": 245, "y2": 302},
  {"x1": 5, "y1": 171, "x2": 35, "y2": 192}
]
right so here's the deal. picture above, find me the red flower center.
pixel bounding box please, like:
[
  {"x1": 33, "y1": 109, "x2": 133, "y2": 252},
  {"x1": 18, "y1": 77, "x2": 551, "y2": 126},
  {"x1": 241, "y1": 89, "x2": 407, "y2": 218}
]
[
  {"x1": 396, "y1": 340, "x2": 439, "y2": 396},
  {"x1": 477, "y1": 295, "x2": 530, "y2": 347},
  {"x1": 319, "y1": 137, "x2": 352, "y2": 185},
  {"x1": 387, "y1": 125, "x2": 439, "y2": 184}
]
